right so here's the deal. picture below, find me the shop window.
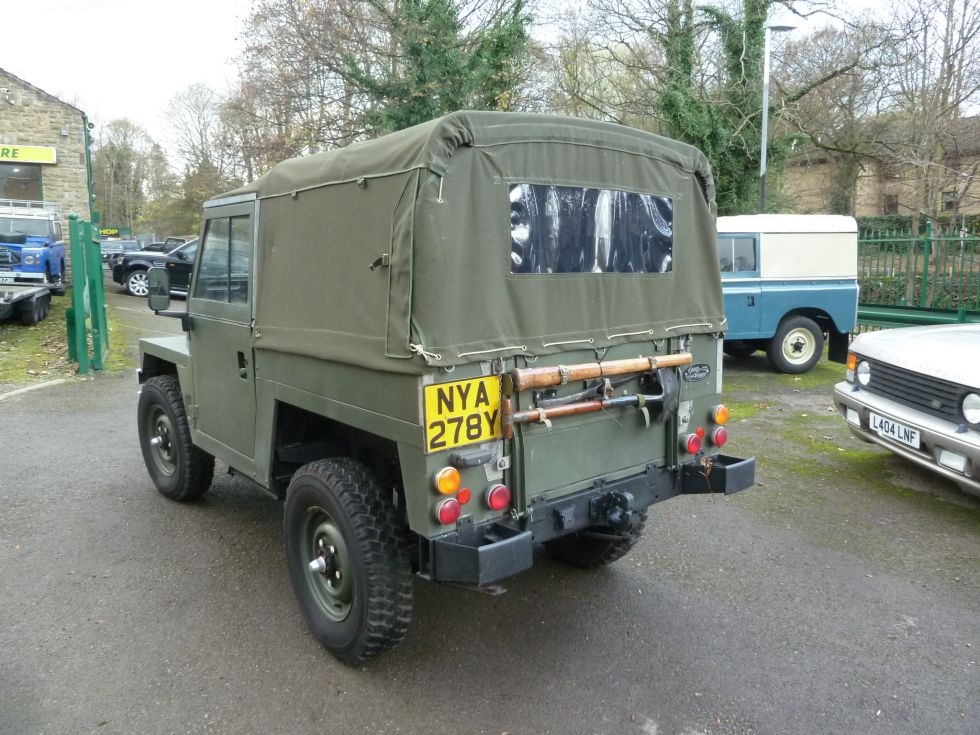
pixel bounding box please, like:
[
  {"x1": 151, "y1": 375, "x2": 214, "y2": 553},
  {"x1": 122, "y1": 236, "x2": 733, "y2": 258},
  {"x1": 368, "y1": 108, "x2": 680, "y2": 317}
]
[{"x1": 0, "y1": 163, "x2": 42, "y2": 200}]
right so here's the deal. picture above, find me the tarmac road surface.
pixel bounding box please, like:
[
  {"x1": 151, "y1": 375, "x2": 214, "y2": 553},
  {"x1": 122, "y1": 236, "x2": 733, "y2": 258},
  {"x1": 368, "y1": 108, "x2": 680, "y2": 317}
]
[{"x1": 0, "y1": 291, "x2": 977, "y2": 734}]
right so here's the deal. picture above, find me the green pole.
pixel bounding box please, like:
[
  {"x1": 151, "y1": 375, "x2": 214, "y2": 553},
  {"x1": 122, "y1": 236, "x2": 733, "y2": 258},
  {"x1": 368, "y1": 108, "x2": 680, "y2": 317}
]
[
  {"x1": 920, "y1": 220, "x2": 932, "y2": 309},
  {"x1": 67, "y1": 214, "x2": 90, "y2": 375}
]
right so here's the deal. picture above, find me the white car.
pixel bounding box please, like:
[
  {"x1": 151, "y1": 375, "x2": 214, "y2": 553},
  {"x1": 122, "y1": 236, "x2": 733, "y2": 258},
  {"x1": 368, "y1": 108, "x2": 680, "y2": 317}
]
[{"x1": 833, "y1": 324, "x2": 980, "y2": 497}]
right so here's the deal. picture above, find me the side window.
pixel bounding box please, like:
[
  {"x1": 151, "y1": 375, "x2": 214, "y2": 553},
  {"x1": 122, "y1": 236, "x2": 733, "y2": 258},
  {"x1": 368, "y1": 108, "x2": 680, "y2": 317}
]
[
  {"x1": 52, "y1": 221, "x2": 63, "y2": 240},
  {"x1": 717, "y1": 236, "x2": 757, "y2": 273},
  {"x1": 194, "y1": 215, "x2": 252, "y2": 303}
]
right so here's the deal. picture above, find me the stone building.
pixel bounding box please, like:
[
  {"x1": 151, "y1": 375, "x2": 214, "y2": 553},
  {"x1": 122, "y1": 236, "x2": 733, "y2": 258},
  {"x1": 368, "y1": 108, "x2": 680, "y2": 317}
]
[
  {"x1": 0, "y1": 67, "x2": 93, "y2": 224},
  {"x1": 782, "y1": 116, "x2": 980, "y2": 220}
]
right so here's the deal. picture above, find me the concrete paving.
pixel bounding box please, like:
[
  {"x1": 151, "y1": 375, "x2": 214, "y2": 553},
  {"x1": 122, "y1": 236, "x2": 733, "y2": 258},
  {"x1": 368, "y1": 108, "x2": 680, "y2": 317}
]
[{"x1": 1, "y1": 293, "x2": 977, "y2": 734}]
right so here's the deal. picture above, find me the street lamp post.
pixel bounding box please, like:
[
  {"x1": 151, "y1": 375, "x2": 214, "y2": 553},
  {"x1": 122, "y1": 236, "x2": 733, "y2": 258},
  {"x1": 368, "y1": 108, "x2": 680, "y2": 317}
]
[{"x1": 759, "y1": 22, "x2": 796, "y2": 213}]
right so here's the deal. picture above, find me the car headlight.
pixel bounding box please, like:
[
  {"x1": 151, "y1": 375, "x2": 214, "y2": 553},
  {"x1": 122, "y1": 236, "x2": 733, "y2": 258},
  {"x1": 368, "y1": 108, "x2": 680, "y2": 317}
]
[
  {"x1": 962, "y1": 393, "x2": 980, "y2": 425},
  {"x1": 23, "y1": 254, "x2": 35, "y2": 265},
  {"x1": 856, "y1": 360, "x2": 871, "y2": 386}
]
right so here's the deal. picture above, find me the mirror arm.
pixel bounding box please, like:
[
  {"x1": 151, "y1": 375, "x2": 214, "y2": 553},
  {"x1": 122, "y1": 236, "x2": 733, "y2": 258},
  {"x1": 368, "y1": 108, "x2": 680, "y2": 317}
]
[{"x1": 153, "y1": 310, "x2": 191, "y2": 331}]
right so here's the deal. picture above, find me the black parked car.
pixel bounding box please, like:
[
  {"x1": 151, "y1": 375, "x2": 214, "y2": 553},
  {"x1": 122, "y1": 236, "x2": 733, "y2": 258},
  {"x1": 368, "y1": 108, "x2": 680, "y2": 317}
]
[
  {"x1": 100, "y1": 239, "x2": 142, "y2": 265},
  {"x1": 112, "y1": 239, "x2": 198, "y2": 297}
]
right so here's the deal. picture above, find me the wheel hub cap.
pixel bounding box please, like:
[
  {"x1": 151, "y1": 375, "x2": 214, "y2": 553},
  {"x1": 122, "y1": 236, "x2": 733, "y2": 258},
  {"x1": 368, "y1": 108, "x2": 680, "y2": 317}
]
[{"x1": 303, "y1": 509, "x2": 352, "y2": 622}]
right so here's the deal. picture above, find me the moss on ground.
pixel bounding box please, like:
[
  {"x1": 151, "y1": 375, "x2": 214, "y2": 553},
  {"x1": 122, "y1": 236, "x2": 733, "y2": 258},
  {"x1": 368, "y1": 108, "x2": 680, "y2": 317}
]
[{"x1": 0, "y1": 288, "x2": 134, "y2": 385}]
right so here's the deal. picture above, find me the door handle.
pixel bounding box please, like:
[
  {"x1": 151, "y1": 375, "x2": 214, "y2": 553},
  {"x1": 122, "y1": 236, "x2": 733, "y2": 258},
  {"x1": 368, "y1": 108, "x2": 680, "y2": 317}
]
[
  {"x1": 237, "y1": 351, "x2": 248, "y2": 379},
  {"x1": 747, "y1": 295, "x2": 755, "y2": 307}
]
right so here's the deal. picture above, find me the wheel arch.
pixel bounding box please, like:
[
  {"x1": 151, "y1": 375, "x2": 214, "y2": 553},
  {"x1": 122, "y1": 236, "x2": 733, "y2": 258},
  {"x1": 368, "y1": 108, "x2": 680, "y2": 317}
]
[
  {"x1": 139, "y1": 353, "x2": 179, "y2": 384},
  {"x1": 270, "y1": 400, "x2": 404, "y2": 510},
  {"x1": 777, "y1": 307, "x2": 837, "y2": 334}
]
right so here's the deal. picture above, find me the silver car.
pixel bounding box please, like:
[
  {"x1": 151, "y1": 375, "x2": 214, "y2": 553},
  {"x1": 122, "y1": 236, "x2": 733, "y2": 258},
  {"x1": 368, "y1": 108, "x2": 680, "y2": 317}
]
[{"x1": 833, "y1": 324, "x2": 980, "y2": 497}]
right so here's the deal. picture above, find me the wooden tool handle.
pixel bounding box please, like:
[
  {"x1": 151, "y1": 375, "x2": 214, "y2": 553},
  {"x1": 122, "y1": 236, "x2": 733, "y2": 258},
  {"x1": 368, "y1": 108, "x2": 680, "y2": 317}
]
[{"x1": 507, "y1": 353, "x2": 692, "y2": 393}]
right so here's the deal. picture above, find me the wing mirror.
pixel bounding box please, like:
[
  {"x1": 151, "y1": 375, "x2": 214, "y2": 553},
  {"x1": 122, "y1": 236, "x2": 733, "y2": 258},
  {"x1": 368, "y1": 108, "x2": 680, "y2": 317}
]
[{"x1": 147, "y1": 267, "x2": 171, "y2": 311}]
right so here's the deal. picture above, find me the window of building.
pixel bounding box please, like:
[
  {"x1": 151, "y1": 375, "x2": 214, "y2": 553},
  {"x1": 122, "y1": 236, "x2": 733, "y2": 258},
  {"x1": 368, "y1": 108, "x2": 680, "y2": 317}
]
[
  {"x1": 883, "y1": 194, "x2": 899, "y2": 215},
  {"x1": 942, "y1": 190, "x2": 957, "y2": 212},
  {"x1": 0, "y1": 163, "x2": 42, "y2": 200}
]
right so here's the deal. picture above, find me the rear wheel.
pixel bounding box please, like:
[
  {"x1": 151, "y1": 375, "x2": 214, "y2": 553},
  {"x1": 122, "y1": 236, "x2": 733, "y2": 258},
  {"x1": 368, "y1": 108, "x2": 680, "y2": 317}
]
[
  {"x1": 125, "y1": 269, "x2": 150, "y2": 297},
  {"x1": 137, "y1": 375, "x2": 214, "y2": 501},
  {"x1": 766, "y1": 316, "x2": 824, "y2": 374},
  {"x1": 284, "y1": 458, "x2": 413, "y2": 664},
  {"x1": 546, "y1": 512, "x2": 647, "y2": 569}
]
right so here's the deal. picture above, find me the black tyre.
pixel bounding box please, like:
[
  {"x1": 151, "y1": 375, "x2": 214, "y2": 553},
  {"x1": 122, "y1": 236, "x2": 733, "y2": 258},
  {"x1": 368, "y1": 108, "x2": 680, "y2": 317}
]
[
  {"x1": 723, "y1": 340, "x2": 759, "y2": 359},
  {"x1": 546, "y1": 511, "x2": 647, "y2": 569},
  {"x1": 125, "y1": 269, "x2": 150, "y2": 297},
  {"x1": 137, "y1": 375, "x2": 214, "y2": 501},
  {"x1": 46, "y1": 263, "x2": 66, "y2": 296},
  {"x1": 766, "y1": 316, "x2": 824, "y2": 374},
  {"x1": 284, "y1": 458, "x2": 413, "y2": 664},
  {"x1": 19, "y1": 297, "x2": 42, "y2": 326}
]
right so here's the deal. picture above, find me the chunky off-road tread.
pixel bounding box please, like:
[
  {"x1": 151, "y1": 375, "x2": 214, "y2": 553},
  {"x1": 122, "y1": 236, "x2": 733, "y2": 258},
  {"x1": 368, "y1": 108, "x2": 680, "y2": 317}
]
[
  {"x1": 546, "y1": 511, "x2": 648, "y2": 569},
  {"x1": 138, "y1": 375, "x2": 214, "y2": 501},
  {"x1": 284, "y1": 458, "x2": 413, "y2": 664}
]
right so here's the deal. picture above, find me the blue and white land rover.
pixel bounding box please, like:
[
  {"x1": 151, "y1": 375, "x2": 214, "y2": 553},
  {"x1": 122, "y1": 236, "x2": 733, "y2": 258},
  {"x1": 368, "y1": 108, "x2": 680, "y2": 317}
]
[
  {"x1": 717, "y1": 214, "x2": 858, "y2": 373},
  {"x1": 0, "y1": 199, "x2": 67, "y2": 295}
]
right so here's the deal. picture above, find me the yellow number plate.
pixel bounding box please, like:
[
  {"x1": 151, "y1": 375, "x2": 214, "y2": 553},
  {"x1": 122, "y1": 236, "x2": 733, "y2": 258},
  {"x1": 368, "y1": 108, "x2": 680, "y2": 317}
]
[{"x1": 423, "y1": 376, "x2": 501, "y2": 454}]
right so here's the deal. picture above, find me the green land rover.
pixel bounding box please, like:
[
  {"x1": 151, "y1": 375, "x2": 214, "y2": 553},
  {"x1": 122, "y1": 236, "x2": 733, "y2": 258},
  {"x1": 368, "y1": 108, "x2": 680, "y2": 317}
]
[{"x1": 136, "y1": 111, "x2": 755, "y2": 663}]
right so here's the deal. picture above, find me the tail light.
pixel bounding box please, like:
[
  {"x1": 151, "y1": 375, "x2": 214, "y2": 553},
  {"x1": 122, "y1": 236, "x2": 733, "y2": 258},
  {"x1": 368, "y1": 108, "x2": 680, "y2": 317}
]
[
  {"x1": 456, "y1": 487, "x2": 471, "y2": 505},
  {"x1": 711, "y1": 405, "x2": 729, "y2": 425},
  {"x1": 683, "y1": 433, "x2": 702, "y2": 454},
  {"x1": 486, "y1": 484, "x2": 511, "y2": 511},
  {"x1": 433, "y1": 467, "x2": 460, "y2": 495},
  {"x1": 434, "y1": 497, "x2": 462, "y2": 525},
  {"x1": 711, "y1": 426, "x2": 728, "y2": 447}
]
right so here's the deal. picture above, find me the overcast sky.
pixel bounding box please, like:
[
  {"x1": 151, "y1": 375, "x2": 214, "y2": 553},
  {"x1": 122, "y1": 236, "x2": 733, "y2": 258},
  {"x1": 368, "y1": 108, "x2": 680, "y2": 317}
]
[
  {"x1": 3, "y1": 0, "x2": 245, "y2": 148},
  {"x1": 5, "y1": 0, "x2": 883, "y2": 157}
]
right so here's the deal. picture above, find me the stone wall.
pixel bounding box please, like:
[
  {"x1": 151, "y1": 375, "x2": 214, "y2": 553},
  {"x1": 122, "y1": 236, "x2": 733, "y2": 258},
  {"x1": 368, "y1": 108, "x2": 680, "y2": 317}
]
[{"x1": 0, "y1": 69, "x2": 92, "y2": 226}]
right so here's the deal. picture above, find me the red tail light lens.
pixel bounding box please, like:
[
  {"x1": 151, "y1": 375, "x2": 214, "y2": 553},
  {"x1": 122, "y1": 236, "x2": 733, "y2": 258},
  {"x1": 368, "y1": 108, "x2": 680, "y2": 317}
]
[
  {"x1": 486, "y1": 484, "x2": 511, "y2": 511},
  {"x1": 435, "y1": 497, "x2": 461, "y2": 525},
  {"x1": 711, "y1": 426, "x2": 728, "y2": 447},
  {"x1": 456, "y1": 487, "x2": 471, "y2": 505},
  {"x1": 683, "y1": 433, "x2": 702, "y2": 454}
]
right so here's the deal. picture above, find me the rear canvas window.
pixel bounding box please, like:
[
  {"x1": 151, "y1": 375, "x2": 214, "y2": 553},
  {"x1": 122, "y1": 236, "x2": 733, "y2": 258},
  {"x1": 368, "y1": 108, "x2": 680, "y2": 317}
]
[{"x1": 509, "y1": 183, "x2": 673, "y2": 274}]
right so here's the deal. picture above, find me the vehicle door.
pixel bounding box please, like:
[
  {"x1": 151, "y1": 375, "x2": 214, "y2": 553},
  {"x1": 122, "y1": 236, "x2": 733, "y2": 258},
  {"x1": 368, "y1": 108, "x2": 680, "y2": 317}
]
[
  {"x1": 718, "y1": 233, "x2": 761, "y2": 337},
  {"x1": 164, "y1": 239, "x2": 198, "y2": 291},
  {"x1": 188, "y1": 204, "x2": 256, "y2": 463}
]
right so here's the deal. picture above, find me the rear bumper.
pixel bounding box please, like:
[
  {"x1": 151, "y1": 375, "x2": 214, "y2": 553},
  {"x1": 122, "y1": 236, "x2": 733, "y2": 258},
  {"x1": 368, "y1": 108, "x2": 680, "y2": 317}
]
[{"x1": 422, "y1": 453, "x2": 756, "y2": 586}]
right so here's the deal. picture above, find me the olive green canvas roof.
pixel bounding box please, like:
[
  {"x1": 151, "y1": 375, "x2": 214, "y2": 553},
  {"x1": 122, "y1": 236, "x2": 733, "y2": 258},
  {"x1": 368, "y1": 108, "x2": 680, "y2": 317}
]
[
  {"x1": 229, "y1": 111, "x2": 715, "y2": 202},
  {"x1": 235, "y1": 111, "x2": 725, "y2": 373}
]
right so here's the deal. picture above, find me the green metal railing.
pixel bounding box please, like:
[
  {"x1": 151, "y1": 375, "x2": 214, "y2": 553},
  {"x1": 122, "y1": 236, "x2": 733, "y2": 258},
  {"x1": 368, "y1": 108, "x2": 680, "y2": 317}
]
[
  {"x1": 858, "y1": 222, "x2": 980, "y2": 326},
  {"x1": 66, "y1": 214, "x2": 109, "y2": 374}
]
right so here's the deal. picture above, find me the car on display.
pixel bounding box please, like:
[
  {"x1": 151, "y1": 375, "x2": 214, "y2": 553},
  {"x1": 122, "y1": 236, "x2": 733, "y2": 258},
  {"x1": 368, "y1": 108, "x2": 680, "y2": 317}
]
[
  {"x1": 834, "y1": 324, "x2": 980, "y2": 497},
  {"x1": 112, "y1": 239, "x2": 198, "y2": 297},
  {"x1": 134, "y1": 111, "x2": 755, "y2": 664},
  {"x1": 0, "y1": 199, "x2": 66, "y2": 294},
  {"x1": 100, "y1": 238, "x2": 142, "y2": 264},
  {"x1": 717, "y1": 214, "x2": 858, "y2": 373}
]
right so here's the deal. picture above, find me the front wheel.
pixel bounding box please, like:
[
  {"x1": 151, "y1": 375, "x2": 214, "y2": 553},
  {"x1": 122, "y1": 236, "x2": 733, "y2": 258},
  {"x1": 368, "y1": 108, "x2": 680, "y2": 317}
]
[
  {"x1": 137, "y1": 375, "x2": 214, "y2": 501},
  {"x1": 46, "y1": 262, "x2": 66, "y2": 296},
  {"x1": 125, "y1": 269, "x2": 150, "y2": 297},
  {"x1": 766, "y1": 316, "x2": 824, "y2": 374},
  {"x1": 284, "y1": 459, "x2": 413, "y2": 664},
  {"x1": 546, "y1": 511, "x2": 647, "y2": 569}
]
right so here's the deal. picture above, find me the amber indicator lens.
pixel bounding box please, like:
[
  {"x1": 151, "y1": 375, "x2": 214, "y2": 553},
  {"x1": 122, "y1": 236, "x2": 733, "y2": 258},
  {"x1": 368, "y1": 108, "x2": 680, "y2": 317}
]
[
  {"x1": 433, "y1": 467, "x2": 461, "y2": 495},
  {"x1": 711, "y1": 405, "x2": 729, "y2": 425}
]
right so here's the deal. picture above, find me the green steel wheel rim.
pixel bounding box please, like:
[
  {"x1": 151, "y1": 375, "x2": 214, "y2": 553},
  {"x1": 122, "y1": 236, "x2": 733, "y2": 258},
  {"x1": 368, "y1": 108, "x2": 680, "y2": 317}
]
[
  {"x1": 302, "y1": 507, "x2": 353, "y2": 623},
  {"x1": 145, "y1": 405, "x2": 177, "y2": 476}
]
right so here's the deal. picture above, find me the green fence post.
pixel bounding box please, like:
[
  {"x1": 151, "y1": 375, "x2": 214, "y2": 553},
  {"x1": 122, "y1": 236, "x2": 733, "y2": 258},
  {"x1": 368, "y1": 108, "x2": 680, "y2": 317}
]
[
  {"x1": 67, "y1": 214, "x2": 90, "y2": 375},
  {"x1": 84, "y1": 221, "x2": 109, "y2": 370},
  {"x1": 920, "y1": 220, "x2": 932, "y2": 309}
]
